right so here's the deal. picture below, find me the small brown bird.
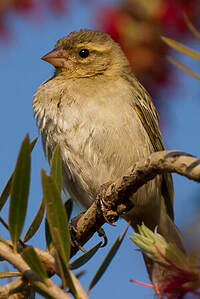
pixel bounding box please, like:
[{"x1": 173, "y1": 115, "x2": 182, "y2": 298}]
[{"x1": 33, "y1": 29, "x2": 183, "y2": 285}]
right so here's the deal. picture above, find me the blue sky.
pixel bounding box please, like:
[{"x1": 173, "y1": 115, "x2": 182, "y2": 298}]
[{"x1": 0, "y1": 1, "x2": 200, "y2": 298}]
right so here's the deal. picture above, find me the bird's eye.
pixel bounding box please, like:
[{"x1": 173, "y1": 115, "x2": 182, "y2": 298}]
[{"x1": 79, "y1": 49, "x2": 90, "y2": 58}]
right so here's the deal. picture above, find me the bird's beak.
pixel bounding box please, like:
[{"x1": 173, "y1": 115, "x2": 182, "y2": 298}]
[{"x1": 41, "y1": 47, "x2": 69, "y2": 68}]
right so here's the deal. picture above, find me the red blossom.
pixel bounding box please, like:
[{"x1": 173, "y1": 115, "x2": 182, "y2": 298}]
[
  {"x1": 14, "y1": 0, "x2": 35, "y2": 12},
  {"x1": 96, "y1": 7, "x2": 124, "y2": 44},
  {"x1": 49, "y1": 0, "x2": 68, "y2": 14},
  {"x1": 96, "y1": 0, "x2": 200, "y2": 99},
  {"x1": 154, "y1": 245, "x2": 200, "y2": 298},
  {"x1": 160, "y1": 0, "x2": 198, "y2": 35}
]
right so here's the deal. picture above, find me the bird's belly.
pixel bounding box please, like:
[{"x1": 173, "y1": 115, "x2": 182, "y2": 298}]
[
  {"x1": 57, "y1": 112, "x2": 161, "y2": 218},
  {"x1": 35, "y1": 82, "x2": 161, "y2": 220}
]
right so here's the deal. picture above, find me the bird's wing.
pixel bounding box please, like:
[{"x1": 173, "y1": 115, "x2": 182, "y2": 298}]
[{"x1": 125, "y1": 73, "x2": 174, "y2": 220}]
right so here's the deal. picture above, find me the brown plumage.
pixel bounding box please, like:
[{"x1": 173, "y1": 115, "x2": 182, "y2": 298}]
[{"x1": 33, "y1": 29, "x2": 184, "y2": 288}]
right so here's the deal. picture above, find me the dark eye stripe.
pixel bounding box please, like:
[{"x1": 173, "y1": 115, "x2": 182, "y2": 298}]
[{"x1": 79, "y1": 49, "x2": 90, "y2": 58}]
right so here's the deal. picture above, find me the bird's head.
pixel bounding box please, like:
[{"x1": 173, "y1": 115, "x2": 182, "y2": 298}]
[{"x1": 41, "y1": 29, "x2": 130, "y2": 78}]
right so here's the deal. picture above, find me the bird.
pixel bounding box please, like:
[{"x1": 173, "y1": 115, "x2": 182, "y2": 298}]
[{"x1": 33, "y1": 29, "x2": 184, "y2": 288}]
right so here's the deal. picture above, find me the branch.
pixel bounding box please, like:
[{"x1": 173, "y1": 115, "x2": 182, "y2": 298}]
[
  {"x1": 0, "y1": 277, "x2": 29, "y2": 299},
  {"x1": 0, "y1": 243, "x2": 89, "y2": 299},
  {"x1": 71, "y1": 150, "x2": 200, "y2": 255},
  {"x1": 0, "y1": 241, "x2": 71, "y2": 299}
]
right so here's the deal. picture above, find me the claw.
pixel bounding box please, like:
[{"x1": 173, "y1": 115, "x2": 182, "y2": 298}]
[
  {"x1": 102, "y1": 210, "x2": 118, "y2": 226},
  {"x1": 97, "y1": 185, "x2": 119, "y2": 225},
  {"x1": 97, "y1": 228, "x2": 108, "y2": 247}
]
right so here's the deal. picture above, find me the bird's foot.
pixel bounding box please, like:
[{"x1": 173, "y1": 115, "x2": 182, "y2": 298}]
[
  {"x1": 69, "y1": 213, "x2": 108, "y2": 252},
  {"x1": 97, "y1": 183, "x2": 134, "y2": 225}
]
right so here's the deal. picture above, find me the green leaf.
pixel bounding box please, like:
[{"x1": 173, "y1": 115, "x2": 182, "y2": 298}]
[
  {"x1": 184, "y1": 14, "x2": 200, "y2": 42},
  {"x1": 75, "y1": 270, "x2": 86, "y2": 279},
  {"x1": 45, "y1": 218, "x2": 52, "y2": 250},
  {"x1": 0, "y1": 272, "x2": 21, "y2": 278},
  {"x1": 162, "y1": 36, "x2": 200, "y2": 60},
  {"x1": 30, "y1": 135, "x2": 39, "y2": 152},
  {"x1": 22, "y1": 246, "x2": 49, "y2": 285},
  {"x1": 54, "y1": 250, "x2": 67, "y2": 289},
  {"x1": 168, "y1": 56, "x2": 200, "y2": 80},
  {"x1": 70, "y1": 241, "x2": 102, "y2": 270},
  {"x1": 23, "y1": 197, "x2": 45, "y2": 243},
  {"x1": 0, "y1": 216, "x2": 9, "y2": 230},
  {"x1": 88, "y1": 225, "x2": 128, "y2": 291},
  {"x1": 55, "y1": 249, "x2": 79, "y2": 298},
  {"x1": 0, "y1": 175, "x2": 13, "y2": 212},
  {"x1": 0, "y1": 136, "x2": 38, "y2": 213},
  {"x1": 64, "y1": 198, "x2": 73, "y2": 220},
  {"x1": 41, "y1": 170, "x2": 78, "y2": 296},
  {"x1": 41, "y1": 170, "x2": 70, "y2": 261},
  {"x1": 9, "y1": 135, "x2": 31, "y2": 251},
  {"x1": 50, "y1": 145, "x2": 62, "y2": 192}
]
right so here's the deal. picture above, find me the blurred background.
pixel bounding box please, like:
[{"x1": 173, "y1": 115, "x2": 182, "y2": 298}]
[{"x1": 0, "y1": 0, "x2": 200, "y2": 298}]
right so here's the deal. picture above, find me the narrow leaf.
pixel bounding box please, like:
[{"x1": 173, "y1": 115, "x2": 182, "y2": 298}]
[
  {"x1": 162, "y1": 36, "x2": 200, "y2": 60},
  {"x1": 50, "y1": 145, "x2": 62, "y2": 191},
  {"x1": 55, "y1": 249, "x2": 79, "y2": 299},
  {"x1": 9, "y1": 135, "x2": 31, "y2": 251},
  {"x1": 0, "y1": 217, "x2": 9, "y2": 230},
  {"x1": 70, "y1": 242, "x2": 102, "y2": 270},
  {"x1": 75, "y1": 270, "x2": 86, "y2": 279},
  {"x1": 88, "y1": 225, "x2": 128, "y2": 291},
  {"x1": 0, "y1": 272, "x2": 21, "y2": 278},
  {"x1": 0, "y1": 175, "x2": 13, "y2": 212},
  {"x1": 22, "y1": 246, "x2": 48, "y2": 284},
  {"x1": 0, "y1": 136, "x2": 38, "y2": 212},
  {"x1": 88, "y1": 240, "x2": 121, "y2": 291},
  {"x1": 45, "y1": 218, "x2": 52, "y2": 250},
  {"x1": 30, "y1": 135, "x2": 39, "y2": 152},
  {"x1": 55, "y1": 250, "x2": 67, "y2": 289},
  {"x1": 168, "y1": 56, "x2": 200, "y2": 80},
  {"x1": 55, "y1": 249, "x2": 79, "y2": 298},
  {"x1": 63, "y1": 262, "x2": 79, "y2": 298},
  {"x1": 64, "y1": 198, "x2": 73, "y2": 220},
  {"x1": 41, "y1": 170, "x2": 77, "y2": 296},
  {"x1": 41, "y1": 170, "x2": 70, "y2": 261},
  {"x1": 23, "y1": 197, "x2": 45, "y2": 243},
  {"x1": 184, "y1": 14, "x2": 200, "y2": 42}
]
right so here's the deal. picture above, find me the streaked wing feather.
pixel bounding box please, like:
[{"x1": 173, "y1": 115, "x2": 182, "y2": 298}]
[{"x1": 127, "y1": 74, "x2": 174, "y2": 220}]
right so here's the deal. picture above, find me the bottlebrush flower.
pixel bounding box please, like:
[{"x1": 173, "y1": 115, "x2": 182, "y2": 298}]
[{"x1": 130, "y1": 224, "x2": 200, "y2": 298}]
